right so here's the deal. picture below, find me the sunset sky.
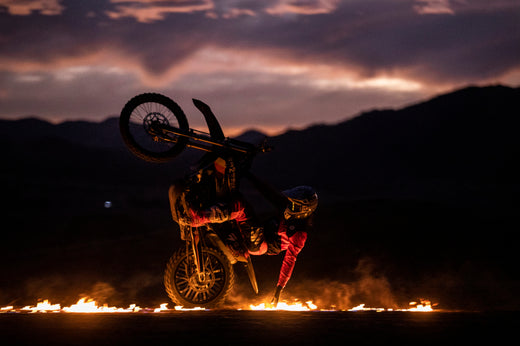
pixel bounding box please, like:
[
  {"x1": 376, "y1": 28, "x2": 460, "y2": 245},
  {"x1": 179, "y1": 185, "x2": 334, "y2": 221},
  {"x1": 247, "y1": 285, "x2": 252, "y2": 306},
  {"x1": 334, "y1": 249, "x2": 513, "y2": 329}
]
[{"x1": 1, "y1": 0, "x2": 519, "y2": 135}]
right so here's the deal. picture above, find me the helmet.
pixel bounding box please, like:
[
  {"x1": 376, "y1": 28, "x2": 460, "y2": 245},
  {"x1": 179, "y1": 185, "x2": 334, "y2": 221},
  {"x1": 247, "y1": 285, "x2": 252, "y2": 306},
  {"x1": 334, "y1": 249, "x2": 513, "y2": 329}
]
[{"x1": 282, "y1": 186, "x2": 318, "y2": 219}]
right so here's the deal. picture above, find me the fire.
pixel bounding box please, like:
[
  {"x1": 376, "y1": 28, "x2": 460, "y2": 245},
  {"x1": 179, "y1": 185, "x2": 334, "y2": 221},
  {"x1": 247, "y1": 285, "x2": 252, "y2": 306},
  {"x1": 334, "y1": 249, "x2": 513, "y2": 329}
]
[
  {"x1": 1, "y1": 298, "x2": 146, "y2": 314},
  {"x1": 249, "y1": 300, "x2": 318, "y2": 311},
  {"x1": 154, "y1": 303, "x2": 169, "y2": 313},
  {"x1": 348, "y1": 304, "x2": 386, "y2": 312},
  {"x1": 0, "y1": 298, "x2": 209, "y2": 313},
  {"x1": 1, "y1": 297, "x2": 435, "y2": 313},
  {"x1": 153, "y1": 303, "x2": 207, "y2": 312},
  {"x1": 174, "y1": 306, "x2": 206, "y2": 311},
  {"x1": 21, "y1": 299, "x2": 61, "y2": 313},
  {"x1": 348, "y1": 300, "x2": 434, "y2": 312},
  {"x1": 61, "y1": 298, "x2": 141, "y2": 313},
  {"x1": 406, "y1": 300, "x2": 433, "y2": 312},
  {"x1": 248, "y1": 299, "x2": 434, "y2": 312}
]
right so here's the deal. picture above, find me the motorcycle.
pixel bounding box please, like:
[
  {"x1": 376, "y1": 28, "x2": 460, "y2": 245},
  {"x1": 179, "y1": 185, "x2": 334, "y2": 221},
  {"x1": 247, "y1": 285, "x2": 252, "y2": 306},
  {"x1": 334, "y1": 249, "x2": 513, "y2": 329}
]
[{"x1": 119, "y1": 93, "x2": 275, "y2": 308}]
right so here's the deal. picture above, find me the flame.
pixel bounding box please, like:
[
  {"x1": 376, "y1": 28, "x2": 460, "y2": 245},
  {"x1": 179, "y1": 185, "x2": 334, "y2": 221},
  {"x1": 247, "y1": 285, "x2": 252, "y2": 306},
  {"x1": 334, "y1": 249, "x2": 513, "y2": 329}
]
[
  {"x1": 1, "y1": 298, "x2": 145, "y2": 314},
  {"x1": 0, "y1": 298, "x2": 210, "y2": 313},
  {"x1": 174, "y1": 306, "x2": 206, "y2": 311},
  {"x1": 62, "y1": 298, "x2": 143, "y2": 313},
  {"x1": 21, "y1": 299, "x2": 61, "y2": 313},
  {"x1": 1, "y1": 297, "x2": 434, "y2": 313},
  {"x1": 154, "y1": 303, "x2": 169, "y2": 312},
  {"x1": 405, "y1": 300, "x2": 433, "y2": 312},
  {"x1": 348, "y1": 300, "x2": 434, "y2": 312},
  {"x1": 348, "y1": 304, "x2": 386, "y2": 312},
  {"x1": 151, "y1": 303, "x2": 207, "y2": 312},
  {"x1": 249, "y1": 300, "x2": 318, "y2": 311}
]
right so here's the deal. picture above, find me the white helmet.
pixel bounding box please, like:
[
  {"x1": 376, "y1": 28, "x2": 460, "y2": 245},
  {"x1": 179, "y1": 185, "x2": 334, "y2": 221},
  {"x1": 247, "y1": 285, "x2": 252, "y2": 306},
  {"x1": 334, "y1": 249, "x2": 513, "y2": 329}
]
[{"x1": 282, "y1": 186, "x2": 318, "y2": 219}]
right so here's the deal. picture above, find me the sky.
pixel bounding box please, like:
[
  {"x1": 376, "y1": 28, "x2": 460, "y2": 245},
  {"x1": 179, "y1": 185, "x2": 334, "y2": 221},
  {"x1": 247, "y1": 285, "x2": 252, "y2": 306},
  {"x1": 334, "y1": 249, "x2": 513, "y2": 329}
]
[{"x1": 0, "y1": 0, "x2": 519, "y2": 135}]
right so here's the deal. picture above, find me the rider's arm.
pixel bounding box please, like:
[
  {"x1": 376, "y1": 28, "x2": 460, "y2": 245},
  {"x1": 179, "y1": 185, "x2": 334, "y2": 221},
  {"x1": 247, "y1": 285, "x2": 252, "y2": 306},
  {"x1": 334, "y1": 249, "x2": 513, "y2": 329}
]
[
  {"x1": 277, "y1": 231, "x2": 307, "y2": 288},
  {"x1": 271, "y1": 230, "x2": 307, "y2": 306},
  {"x1": 190, "y1": 200, "x2": 248, "y2": 227}
]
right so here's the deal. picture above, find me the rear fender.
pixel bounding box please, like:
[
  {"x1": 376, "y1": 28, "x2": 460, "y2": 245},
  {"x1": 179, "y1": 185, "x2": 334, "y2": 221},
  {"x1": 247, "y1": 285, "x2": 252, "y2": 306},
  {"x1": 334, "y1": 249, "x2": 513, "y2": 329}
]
[{"x1": 193, "y1": 99, "x2": 225, "y2": 140}]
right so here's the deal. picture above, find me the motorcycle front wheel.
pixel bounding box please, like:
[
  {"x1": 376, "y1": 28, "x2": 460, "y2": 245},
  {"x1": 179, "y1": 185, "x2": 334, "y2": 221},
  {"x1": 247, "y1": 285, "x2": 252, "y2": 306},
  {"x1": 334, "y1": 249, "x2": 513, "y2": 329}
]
[
  {"x1": 164, "y1": 247, "x2": 235, "y2": 308},
  {"x1": 119, "y1": 93, "x2": 189, "y2": 162}
]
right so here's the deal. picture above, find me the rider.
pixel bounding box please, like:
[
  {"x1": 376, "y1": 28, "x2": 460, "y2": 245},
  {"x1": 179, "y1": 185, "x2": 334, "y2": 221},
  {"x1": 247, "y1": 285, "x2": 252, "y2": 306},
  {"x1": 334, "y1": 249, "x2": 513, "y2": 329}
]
[
  {"x1": 262, "y1": 185, "x2": 318, "y2": 306},
  {"x1": 170, "y1": 155, "x2": 318, "y2": 306}
]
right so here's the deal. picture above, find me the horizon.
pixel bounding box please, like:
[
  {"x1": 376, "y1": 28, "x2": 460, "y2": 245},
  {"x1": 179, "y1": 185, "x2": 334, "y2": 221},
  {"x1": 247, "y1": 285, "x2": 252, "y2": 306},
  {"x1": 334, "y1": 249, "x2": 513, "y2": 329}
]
[{"x1": 3, "y1": 83, "x2": 517, "y2": 137}]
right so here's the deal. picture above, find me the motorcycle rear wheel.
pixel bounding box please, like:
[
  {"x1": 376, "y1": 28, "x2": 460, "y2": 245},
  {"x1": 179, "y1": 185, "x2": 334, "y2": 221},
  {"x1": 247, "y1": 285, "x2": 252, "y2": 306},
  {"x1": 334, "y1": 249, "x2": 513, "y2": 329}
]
[
  {"x1": 164, "y1": 247, "x2": 235, "y2": 308},
  {"x1": 119, "y1": 93, "x2": 189, "y2": 162}
]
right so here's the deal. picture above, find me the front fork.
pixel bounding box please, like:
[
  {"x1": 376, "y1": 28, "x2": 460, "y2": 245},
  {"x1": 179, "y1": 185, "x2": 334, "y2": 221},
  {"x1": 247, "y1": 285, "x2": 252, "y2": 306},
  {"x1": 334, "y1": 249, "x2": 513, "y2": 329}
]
[{"x1": 188, "y1": 227, "x2": 206, "y2": 282}]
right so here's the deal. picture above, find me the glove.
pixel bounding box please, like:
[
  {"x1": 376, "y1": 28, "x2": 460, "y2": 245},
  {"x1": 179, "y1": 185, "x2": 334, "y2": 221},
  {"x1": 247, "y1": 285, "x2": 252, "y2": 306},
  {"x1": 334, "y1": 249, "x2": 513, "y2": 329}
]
[
  {"x1": 270, "y1": 285, "x2": 283, "y2": 307},
  {"x1": 207, "y1": 204, "x2": 229, "y2": 223},
  {"x1": 189, "y1": 204, "x2": 230, "y2": 227}
]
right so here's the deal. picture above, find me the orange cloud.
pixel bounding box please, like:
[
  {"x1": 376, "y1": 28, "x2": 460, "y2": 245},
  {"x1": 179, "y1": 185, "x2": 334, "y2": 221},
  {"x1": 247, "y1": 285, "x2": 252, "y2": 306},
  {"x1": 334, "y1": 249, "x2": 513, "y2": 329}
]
[
  {"x1": 221, "y1": 8, "x2": 256, "y2": 19},
  {"x1": 106, "y1": 0, "x2": 214, "y2": 23},
  {"x1": 104, "y1": 0, "x2": 342, "y2": 21},
  {"x1": 0, "y1": 0, "x2": 64, "y2": 15},
  {"x1": 413, "y1": 0, "x2": 455, "y2": 15},
  {"x1": 266, "y1": 0, "x2": 339, "y2": 16}
]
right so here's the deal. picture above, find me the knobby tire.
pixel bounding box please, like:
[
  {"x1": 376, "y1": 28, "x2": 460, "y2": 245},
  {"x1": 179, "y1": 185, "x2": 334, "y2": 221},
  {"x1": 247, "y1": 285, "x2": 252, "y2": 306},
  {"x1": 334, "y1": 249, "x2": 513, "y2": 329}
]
[
  {"x1": 119, "y1": 93, "x2": 189, "y2": 163},
  {"x1": 164, "y1": 247, "x2": 235, "y2": 308}
]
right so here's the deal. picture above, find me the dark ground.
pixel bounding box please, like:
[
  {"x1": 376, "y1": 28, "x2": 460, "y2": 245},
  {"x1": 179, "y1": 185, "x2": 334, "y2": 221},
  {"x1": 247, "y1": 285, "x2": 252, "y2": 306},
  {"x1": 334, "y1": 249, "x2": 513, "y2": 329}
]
[{"x1": 1, "y1": 311, "x2": 519, "y2": 345}]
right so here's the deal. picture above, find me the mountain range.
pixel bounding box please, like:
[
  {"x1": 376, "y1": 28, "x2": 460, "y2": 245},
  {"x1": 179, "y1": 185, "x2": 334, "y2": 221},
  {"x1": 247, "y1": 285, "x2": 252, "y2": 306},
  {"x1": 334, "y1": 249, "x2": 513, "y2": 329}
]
[{"x1": 1, "y1": 85, "x2": 519, "y2": 310}]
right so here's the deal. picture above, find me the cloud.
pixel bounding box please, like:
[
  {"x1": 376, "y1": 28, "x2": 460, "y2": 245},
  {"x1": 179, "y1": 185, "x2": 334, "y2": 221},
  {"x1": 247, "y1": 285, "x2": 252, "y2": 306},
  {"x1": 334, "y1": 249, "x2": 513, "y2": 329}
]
[
  {"x1": 0, "y1": 59, "x2": 428, "y2": 134},
  {"x1": 413, "y1": 0, "x2": 455, "y2": 15},
  {"x1": 265, "y1": 0, "x2": 340, "y2": 16},
  {"x1": 220, "y1": 7, "x2": 256, "y2": 19},
  {"x1": 1, "y1": 0, "x2": 518, "y2": 86},
  {"x1": 103, "y1": 0, "x2": 342, "y2": 22},
  {"x1": 0, "y1": 0, "x2": 518, "y2": 131},
  {"x1": 0, "y1": 0, "x2": 64, "y2": 15},
  {"x1": 106, "y1": 0, "x2": 214, "y2": 23}
]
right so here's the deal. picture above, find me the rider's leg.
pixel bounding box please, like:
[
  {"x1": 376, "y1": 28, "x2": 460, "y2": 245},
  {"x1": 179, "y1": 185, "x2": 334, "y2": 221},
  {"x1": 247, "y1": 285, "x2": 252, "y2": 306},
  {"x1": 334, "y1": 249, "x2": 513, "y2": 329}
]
[
  {"x1": 264, "y1": 218, "x2": 282, "y2": 255},
  {"x1": 168, "y1": 183, "x2": 189, "y2": 240}
]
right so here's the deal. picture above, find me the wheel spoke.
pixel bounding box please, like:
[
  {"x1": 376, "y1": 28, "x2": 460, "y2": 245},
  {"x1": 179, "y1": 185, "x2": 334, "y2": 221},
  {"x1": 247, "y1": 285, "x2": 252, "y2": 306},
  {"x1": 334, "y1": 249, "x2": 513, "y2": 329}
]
[
  {"x1": 127, "y1": 101, "x2": 179, "y2": 153},
  {"x1": 169, "y1": 249, "x2": 230, "y2": 306}
]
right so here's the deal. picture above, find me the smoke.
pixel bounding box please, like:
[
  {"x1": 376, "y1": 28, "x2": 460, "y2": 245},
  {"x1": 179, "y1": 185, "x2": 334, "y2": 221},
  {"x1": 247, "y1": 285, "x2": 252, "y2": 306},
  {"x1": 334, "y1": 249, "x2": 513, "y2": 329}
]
[
  {"x1": 225, "y1": 257, "x2": 398, "y2": 310},
  {"x1": 20, "y1": 276, "x2": 118, "y2": 305},
  {"x1": 22, "y1": 275, "x2": 70, "y2": 304},
  {"x1": 80, "y1": 282, "x2": 116, "y2": 304},
  {"x1": 284, "y1": 258, "x2": 398, "y2": 310},
  {"x1": 119, "y1": 272, "x2": 164, "y2": 305},
  {"x1": 77, "y1": 272, "x2": 165, "y2": 306},
  {"x1": 14, "y1": 271, "x2": 165, "y2": 307},
  {"x1": 10, "y1": 254, "x2": 520, "y2": 310}
]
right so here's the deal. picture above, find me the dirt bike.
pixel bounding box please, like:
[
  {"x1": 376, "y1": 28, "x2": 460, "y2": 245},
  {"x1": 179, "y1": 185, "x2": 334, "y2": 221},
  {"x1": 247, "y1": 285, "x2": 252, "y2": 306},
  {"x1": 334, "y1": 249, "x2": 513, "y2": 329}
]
[{"x1": 119, "y1": 93, "x2": 275, "y2": 308}]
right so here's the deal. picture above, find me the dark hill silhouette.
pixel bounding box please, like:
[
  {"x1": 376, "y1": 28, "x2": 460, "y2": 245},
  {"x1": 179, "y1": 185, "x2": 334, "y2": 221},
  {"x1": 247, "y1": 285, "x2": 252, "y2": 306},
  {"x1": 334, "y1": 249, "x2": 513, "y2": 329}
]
[
  {"x1": 0, "y1": 117, "x2": 123, "y2": 149},
  {"x1": 255, "y1": 85, "x2": 520, "y2": 201},
  {"x1": 1, "y1": 85, "x2": 519, "y2": 310},
  {"x1": 254, "y1": 85, "x2": 520, "y2": 310}
]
